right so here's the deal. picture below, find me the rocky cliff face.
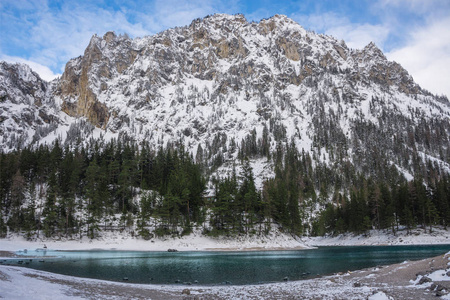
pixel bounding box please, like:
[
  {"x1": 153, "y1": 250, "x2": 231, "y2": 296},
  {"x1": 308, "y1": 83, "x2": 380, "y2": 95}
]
[
  {"x1": 57, "y1": 31, "x2": 139, "y2": 128},
  {"x1": 0, "y1": 14, "x2": 449, "y2": 183},
  {"x1": 0, "y1": 62, "x2": 60, "y2": 151}
]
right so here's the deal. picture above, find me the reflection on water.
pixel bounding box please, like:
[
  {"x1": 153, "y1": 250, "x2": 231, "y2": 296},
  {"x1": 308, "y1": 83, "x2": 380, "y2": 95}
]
[{"x1": 9, "y1": 245, "x2": 450, "y2": 285}]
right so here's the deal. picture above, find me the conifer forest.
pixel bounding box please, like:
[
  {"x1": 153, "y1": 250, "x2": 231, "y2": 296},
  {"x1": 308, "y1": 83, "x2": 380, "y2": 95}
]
[
  {"x1": 1, "y1": 14, "x2": 450, "y2": 241},
  {"x1": 1, "y1": 138, "x2": 448, "y2": 240}
]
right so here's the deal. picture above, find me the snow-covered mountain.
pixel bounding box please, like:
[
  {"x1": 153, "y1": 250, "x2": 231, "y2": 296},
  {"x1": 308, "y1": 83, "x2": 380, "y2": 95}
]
[{"x1": 1, "y1": 13, "x2": 449, "y2": 183}]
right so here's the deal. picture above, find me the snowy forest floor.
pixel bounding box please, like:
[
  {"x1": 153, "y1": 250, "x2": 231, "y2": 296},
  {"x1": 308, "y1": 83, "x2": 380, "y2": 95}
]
[
  {"x1": 0, "y1": 226, "x2": 309, "y2": 252},
  {"x1": 0, "y1": 251, "x2": 449, "y2": 299},
  {"x1": 1, "y1": 226, "x2": 450, "y2": 252},
  {"x1": 306, "y1": 226, "x2": 450, "y2": 247}
]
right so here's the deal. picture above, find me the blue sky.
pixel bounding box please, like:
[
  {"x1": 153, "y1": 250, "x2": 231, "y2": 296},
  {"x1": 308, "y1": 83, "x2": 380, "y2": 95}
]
[{"x1": 1, "y1": 0, "x2": 449, "y2": 97}]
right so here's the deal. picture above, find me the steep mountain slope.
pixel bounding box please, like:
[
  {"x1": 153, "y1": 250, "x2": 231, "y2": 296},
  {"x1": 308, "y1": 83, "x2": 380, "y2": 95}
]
[
  {"x1": 0, "y1": 62, "x2": 57, "y2": 151},
  {"x1": 1, "y1": 13, "x2": 449, "y2": 183}
]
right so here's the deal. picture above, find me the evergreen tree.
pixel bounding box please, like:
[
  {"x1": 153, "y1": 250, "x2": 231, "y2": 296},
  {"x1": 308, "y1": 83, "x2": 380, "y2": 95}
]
[
  {"x1": 8, "y1": 169, "x2": 26, "y2": 232},
  {"x1": 42, "y1": 172, "x2": 59, "y2": 237}
]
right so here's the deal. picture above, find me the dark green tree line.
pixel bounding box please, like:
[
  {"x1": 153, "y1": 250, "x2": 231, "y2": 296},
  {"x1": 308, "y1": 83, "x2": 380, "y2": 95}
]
[{"x1": 0, "y1": 140, "x2": 206, "y2": 239}]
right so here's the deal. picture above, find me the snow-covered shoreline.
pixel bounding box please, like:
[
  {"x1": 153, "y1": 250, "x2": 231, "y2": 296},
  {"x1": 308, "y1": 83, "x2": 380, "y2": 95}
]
[
  {"x1": 1, "y1": 226, "x2": 450, "y2": 254},
  {"x1": 306, "y1": 226, "x2": 450, "y2": 247},
  {"x1": 0, "y1": 227, "x2": 311, "y2": 253}
]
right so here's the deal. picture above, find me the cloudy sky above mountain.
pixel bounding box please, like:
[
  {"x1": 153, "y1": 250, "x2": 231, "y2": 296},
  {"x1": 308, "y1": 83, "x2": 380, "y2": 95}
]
[{"x1": 1, "y1": 0, "x2": 449, "y2": 97}]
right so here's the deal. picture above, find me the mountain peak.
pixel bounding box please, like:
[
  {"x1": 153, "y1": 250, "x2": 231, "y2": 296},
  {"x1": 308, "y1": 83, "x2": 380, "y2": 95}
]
[
  {"x1": 190, "y1": 13, "x2": 248, "y2": 30},
  {"x1": 0, "y1": 61, "x2": 42, "y2": 84},
  {"x1": 103, "y1": 31, "x2": 117, "y2": 43},
  {"x1": 363, "y1": 41, "x2": 385, "y2": 57},
  {"x1": 259, "y1": 14, "x2": 305, "y2": 33},
  {"x1": 267, "y1": 14, "x2": 292, "y2": 22},
  {"x1": 0, "y1": 13, "x2": 448, "y2": 190},
  {"x1": 206, "y1": 13, "x2": 247, "y2": 22},
  {"x1": 366, "y1": 41, "x2": 377, "y2": 48}
]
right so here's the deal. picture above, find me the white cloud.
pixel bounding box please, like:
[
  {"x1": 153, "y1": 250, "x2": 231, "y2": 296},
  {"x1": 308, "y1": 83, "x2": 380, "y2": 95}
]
[
  {"x1": 387, "y1": 17, "x2": 450, "y2": 97},
  {"x1": 326, "y1": 23, "x2": 389, "y2": 50},
  {"x1": 290, "y1": 12, "x2": 390, "y2": 49},
  {"x1": 0, "y1": 55, "x2": 60, "y2": 81}
]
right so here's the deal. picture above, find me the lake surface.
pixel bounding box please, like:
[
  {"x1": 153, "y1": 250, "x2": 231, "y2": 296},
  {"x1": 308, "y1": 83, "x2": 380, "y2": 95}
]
[{"x1": 8, "y1": 245, "x2": 450, "y2": 285}]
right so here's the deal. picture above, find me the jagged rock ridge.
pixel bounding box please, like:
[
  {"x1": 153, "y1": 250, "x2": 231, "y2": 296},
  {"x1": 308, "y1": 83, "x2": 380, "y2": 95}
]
[{"x1": 0, "y1": 13, "x2": 449, "y2": 184}]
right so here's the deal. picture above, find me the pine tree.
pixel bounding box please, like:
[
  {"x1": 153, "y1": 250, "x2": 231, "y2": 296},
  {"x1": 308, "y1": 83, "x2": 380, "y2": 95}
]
[
  {"x1": 42, "y1": 172, "x2": 59, "y2": 237},
  {"x1": 137, "y1": 191, "x2": 155, "y2": 239},
  {"x1": 22, "y1": 182, "x2": 37, "y2": 238},
  {"x1": 118, "y1": 159, "x2": 133, "y2": 213},
  {"x1": 8, "y1": 169, "x2": 26, "y2": 232},
  {"x1": 368, "y1": 182, "x2": 382, "y2": 230},
  {"x1": 424, "y1": 197, "x2": 438, "y2": 233},
  {"x1": 84, "y1": 159, "x2": 102, "y2": 238},
  {"x1": 433, "y1": 176, "x2": 450, "y2": 228}
]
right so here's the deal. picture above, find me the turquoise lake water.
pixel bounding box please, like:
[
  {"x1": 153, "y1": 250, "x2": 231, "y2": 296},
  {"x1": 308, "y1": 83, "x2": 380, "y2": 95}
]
[{"x1": 7, "y1": 244, "x2": 450, "y2": 285}]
